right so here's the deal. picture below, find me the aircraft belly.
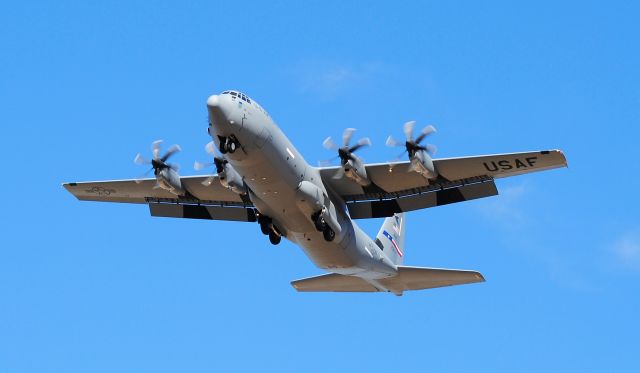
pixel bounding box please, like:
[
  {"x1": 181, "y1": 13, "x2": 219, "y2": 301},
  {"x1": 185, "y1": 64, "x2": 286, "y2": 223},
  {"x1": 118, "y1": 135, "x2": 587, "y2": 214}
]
[{"x1": 219, "y1": 118, "x2": 358, "y2": 269}]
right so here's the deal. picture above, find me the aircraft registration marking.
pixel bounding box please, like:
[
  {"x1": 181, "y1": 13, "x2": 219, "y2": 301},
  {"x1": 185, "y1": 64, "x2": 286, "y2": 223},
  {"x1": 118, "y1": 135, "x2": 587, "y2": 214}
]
[
  {"x1": 483, "y1": 156, "x2": 538, "y2": 172},
  {"x1": 84, "y1": 186, "x2": 116, "y2": 196}
]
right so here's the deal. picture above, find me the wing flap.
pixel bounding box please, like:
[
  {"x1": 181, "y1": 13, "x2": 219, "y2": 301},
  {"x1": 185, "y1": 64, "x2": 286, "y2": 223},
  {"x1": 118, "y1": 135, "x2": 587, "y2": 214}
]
[
  {"x1": 149, "y1": 203, "x2": 257, "y2": 222},
  {"x1": 347, "y1": 179, "x2": 497, "y2": 219}
]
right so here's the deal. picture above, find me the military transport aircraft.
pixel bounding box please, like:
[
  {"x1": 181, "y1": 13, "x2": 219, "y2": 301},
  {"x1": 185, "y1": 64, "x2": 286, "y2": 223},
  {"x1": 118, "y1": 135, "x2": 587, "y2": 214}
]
[{"x1": 64, "y1": 90, "x2": 567, "y2": 295}]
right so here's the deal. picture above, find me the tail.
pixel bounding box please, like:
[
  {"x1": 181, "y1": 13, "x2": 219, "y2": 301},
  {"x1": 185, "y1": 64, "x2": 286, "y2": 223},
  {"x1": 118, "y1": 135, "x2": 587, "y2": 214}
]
[{"x1": 375, "y1": 213, "x2": 406, "y2": 265}]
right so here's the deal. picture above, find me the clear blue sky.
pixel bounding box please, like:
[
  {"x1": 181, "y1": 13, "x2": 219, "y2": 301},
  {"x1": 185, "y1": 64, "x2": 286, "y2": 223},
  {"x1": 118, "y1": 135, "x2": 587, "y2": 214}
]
[{"x1": 1, "y1": 1, "x2": 639, "y2": 372}]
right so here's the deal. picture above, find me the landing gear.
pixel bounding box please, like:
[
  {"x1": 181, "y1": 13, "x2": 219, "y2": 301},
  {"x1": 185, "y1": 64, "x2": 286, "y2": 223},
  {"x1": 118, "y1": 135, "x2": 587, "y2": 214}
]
[
  {"x1": 269, "y1": 230, "x2": 281, "y2": 245},
  {"x1": 258, "y1": 213, "x2": 282, "y2": 245},
  {"x1": 311, "y1": 210, "x2": 327, "y2": 232},
  {"x1": 311, "y1": 210, "x2": 335, "y2": 242},
  {"x1": 218, "y1": 135, "x2": 240, "y2": 154},
  {"x1": 322, "y1": 226, "x2": 335, "y2": 242},
  {"x1": 258, "y1": 215, "x2": 272, "y2": 235}
]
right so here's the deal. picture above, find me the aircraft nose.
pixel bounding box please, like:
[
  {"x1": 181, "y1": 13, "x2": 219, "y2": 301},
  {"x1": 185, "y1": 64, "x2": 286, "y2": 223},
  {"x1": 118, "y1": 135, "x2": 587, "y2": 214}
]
[
  {"x1": 207, "y1": 94, "x2": 228, "y2": 126},
  {"x1": 207, "y1": 94, "x2": 220, "y2": 109}
]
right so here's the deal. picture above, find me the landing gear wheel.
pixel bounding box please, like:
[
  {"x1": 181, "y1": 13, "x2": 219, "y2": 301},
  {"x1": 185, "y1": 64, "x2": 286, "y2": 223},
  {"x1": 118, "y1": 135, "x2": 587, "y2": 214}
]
[
  {"x1": 258, "y1": 216, "x2": 272, "y2": 235},
  {"x1": 227, "y1": 140, "x2": 237, "y2": 154},
  {"x1": 312, "y1": 211, "x2": 326, "y2": 232},
  {"x1": 269, "y1": 230, "x2": 281, "y2": 245},
  {"x1": 260, "y1": 222, "x2": 271, "y2": 235},
  {"x1": 322, "y1": 227, "x2": 335, "y2": 242},
  {"x1": 218, "y1": 138, "x2": 228, "y2": 154}
]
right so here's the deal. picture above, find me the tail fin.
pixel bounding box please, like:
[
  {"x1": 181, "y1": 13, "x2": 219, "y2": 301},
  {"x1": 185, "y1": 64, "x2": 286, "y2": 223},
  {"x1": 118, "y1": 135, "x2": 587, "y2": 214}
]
[{"x1": 375, "y1": 213, "x2": 406, "y2": 265}]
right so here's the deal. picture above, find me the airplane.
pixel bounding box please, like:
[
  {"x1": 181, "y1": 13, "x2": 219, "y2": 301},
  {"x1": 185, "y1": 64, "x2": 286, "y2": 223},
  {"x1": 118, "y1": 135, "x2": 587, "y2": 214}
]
[{"x1": 63, "y1": 90, "x2": 567, "y2": 295}]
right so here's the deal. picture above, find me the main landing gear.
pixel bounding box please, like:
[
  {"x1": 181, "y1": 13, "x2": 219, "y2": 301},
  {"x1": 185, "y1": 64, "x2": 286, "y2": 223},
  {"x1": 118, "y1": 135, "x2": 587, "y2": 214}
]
[
  {"x1": 218, "y1": 135, "x2": 240, "y2": 154},
  {"x1": 311, "y1": 210, "x2": 335, "y2": 242},
  {"x1": 258, "y1": 214, "x2": 282, "y2": 245}
]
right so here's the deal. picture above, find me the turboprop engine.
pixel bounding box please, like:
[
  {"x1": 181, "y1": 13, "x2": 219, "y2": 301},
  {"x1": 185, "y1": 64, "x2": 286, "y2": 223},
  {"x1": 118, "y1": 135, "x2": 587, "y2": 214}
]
[
  {"x1": 386, "y1": 121, "x2": 439, "y2": 180},
  {"x1": 217, "y1": 161, "x2": 245, "y2": 195},
  {"x1": 134, "y1": 140, "x2": 186, "y2": 196},
  {"x1": 321, "y1": 128, "x2": 372, "y2": 187},
  {"x1": 194, "y1": 141, "x2": 246, "y2": 195}
]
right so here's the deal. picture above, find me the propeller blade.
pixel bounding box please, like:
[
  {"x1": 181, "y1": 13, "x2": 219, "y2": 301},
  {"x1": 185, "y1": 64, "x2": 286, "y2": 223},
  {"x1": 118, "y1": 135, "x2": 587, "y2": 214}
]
[
  {"x1": 161, "y1": 144, "x2": 182, "y2": 162},
  {"x1": 403, "y1": 121, "x2": 416, "y2": 141},
  {"x1": 348, "y1": 137, "x2": 371, "y2": 153},
  {"x1": 151, "y1": 140, "x2": 163, "y2": 160},
  {"x1": 342, "y1": 128, "x2": 356, "y2": 147},
  {"x1": 323, "y1": 137, "x2": 339, "y2": 151},
  {"x1": 318, "y1": 158, "x2": 337, "y2": 167},
  {"x1": 194, "y1": 161, "x2": 212, "y2": 171},
  {"x1": 385, "y1": 136, "x2": 403, "y2": 147},
  {"x1": 396, "y1": 149, "x2": 408, "y2": 159},
  {"x1": 134, "y1": 167, "x2": 154, "y2": 183},
  {"x1": 415, "y1": 125, "x2": 436, "y2": 144},
  {"x1": 425, "y1": 144, "x2": 438, "y2": 156},
  {"x1": 332, "y1": 166, "x2": 345, "y2": 179},
  {"x1": 134, "y1": 153, "x2": 149, "y2": 165},
  {"x1": 214, "y1": 157, "x2": 225, "y2": 173},
  {"x1": 205, "y1": 141, "x2": 217, "y2": 156}
]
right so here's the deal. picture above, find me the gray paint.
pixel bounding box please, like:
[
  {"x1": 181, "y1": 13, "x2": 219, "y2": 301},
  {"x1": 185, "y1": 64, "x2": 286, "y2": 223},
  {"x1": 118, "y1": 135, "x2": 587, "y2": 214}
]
[{"x1": 63, "y1": 89, "x2": 568, "y2": 294}]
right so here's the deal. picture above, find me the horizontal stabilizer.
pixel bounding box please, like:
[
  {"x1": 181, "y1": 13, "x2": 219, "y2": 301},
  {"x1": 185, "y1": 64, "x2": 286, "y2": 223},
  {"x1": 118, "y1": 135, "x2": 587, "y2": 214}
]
[
  {"x1": 291, "y1": 273, "x2": 378, "y2": 292},
  {"x1": 291, "y1": 266, "x2": 484, "y2": 295}
]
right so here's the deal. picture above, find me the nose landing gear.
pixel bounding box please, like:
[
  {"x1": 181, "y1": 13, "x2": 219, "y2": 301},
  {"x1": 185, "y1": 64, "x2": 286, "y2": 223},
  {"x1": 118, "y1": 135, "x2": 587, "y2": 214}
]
[{"x1": 218, "y1": 135, "x2": 240, "y2": 154}]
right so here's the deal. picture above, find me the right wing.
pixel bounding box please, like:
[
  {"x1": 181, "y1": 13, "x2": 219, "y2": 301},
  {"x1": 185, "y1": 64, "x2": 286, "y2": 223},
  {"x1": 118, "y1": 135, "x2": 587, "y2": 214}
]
[
  {"x1": 320, "y1": 150, "x2": 567, "y2": 218},
  {"x1": 63, "y1": 176, "x2": 257, "y2": 222}
]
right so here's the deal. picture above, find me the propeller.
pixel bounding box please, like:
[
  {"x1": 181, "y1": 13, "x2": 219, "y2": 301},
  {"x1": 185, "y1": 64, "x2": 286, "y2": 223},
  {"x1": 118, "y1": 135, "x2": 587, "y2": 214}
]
[
  {"x1": 134, "y1": 140, "x2": 181, "y2": 183},
  {"x1": 321, "y1": 128, "x2": 371, "y2": 166},
  {"x1": 194, "y1": 141, "x2": 227, "y2": 186},
  {"x1": 386, "y1": 121, "x2": 437, "y2": 159}
]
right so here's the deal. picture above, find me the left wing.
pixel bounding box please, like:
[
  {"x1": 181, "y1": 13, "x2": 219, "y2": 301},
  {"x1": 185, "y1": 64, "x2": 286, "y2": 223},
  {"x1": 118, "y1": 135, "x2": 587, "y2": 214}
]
[
  {"x1": 321, "y1": 149, "x2": 567, "y2": 218},
  {"x1": 63, "y1": 176, "x2": 257, "y2": 222}
]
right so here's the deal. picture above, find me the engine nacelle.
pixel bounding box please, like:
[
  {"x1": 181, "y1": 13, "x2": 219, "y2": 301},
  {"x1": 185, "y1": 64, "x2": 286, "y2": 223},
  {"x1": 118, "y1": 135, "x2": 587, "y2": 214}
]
[
  {"x1": 343, "y1": 157, "x2": 371, "y2": 186},
  {"x1": 219, "y1": 163, "x2": 246, "y2": 195},
  {"x1": 156, "y1": 168, "x2": 186, "y2": 196},
  {"x1": 295, "y1": 180, "x2": 342, "y2": 235},
  {"x1": 411, "y1": 151, "x2": 438, "y2": 179}
]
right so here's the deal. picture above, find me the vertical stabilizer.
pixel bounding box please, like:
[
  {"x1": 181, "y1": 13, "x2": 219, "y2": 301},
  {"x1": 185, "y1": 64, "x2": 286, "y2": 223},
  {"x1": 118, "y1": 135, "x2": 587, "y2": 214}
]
[{"x1": 375, "y1": 213, "x2": 406, "y2": 265}]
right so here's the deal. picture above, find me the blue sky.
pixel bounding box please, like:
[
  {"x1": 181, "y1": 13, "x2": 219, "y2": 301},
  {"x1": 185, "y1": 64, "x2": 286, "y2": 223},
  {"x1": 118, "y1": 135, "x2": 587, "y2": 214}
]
[{"x1": 1, "y1": 1, "x2": 639, "y2": 372}]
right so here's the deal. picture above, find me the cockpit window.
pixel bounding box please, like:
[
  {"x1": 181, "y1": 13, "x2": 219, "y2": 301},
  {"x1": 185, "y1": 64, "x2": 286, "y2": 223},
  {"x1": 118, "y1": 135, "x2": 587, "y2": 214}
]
[{"x1": 221, "y1": 90, "x2": 255, "y2": 106}]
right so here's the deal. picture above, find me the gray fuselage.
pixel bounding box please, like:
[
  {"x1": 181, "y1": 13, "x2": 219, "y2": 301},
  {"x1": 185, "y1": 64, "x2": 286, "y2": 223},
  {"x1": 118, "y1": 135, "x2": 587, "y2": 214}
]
[{"x1": 206, "y1": 91, "x2": 397, "y2": 280}]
